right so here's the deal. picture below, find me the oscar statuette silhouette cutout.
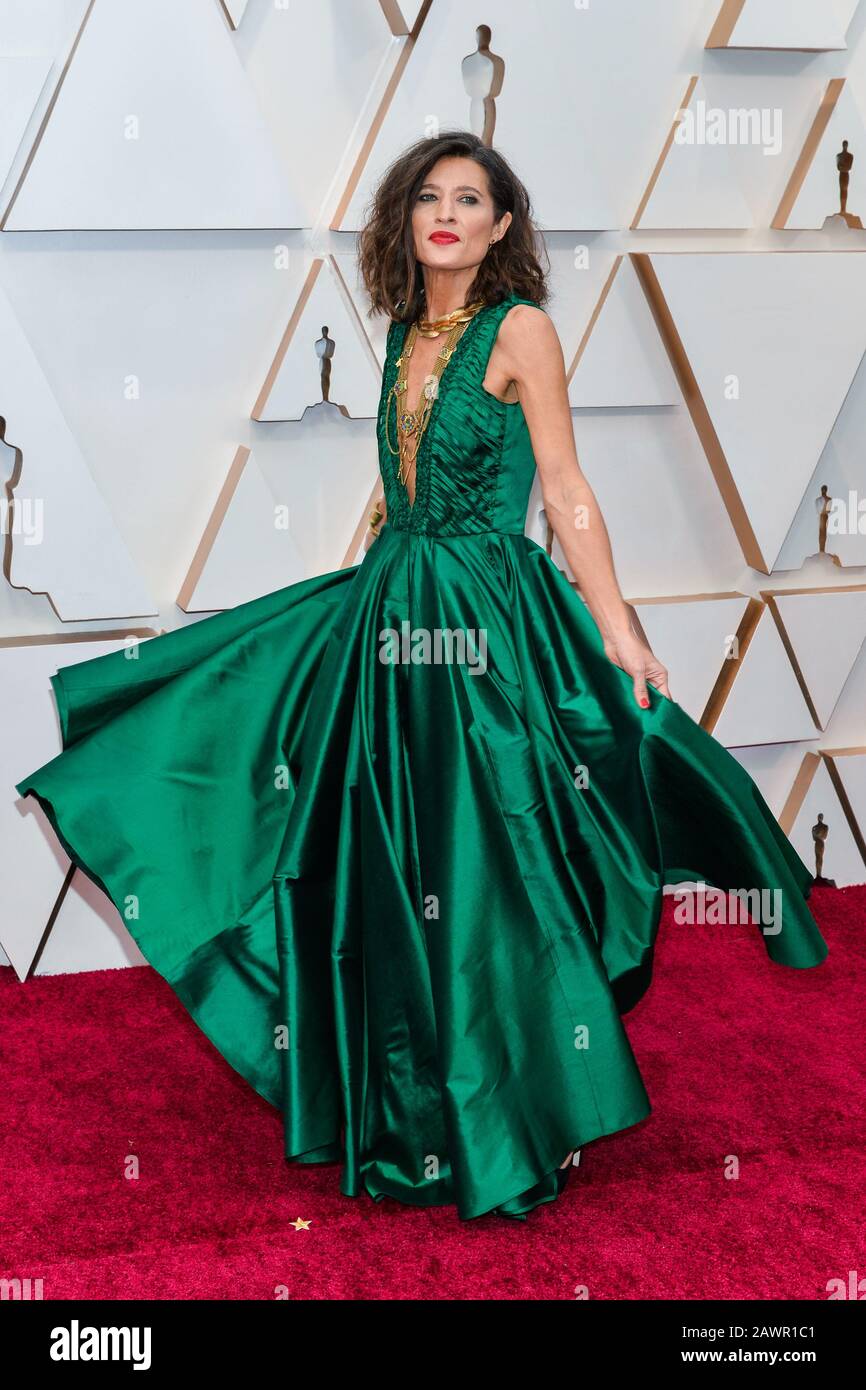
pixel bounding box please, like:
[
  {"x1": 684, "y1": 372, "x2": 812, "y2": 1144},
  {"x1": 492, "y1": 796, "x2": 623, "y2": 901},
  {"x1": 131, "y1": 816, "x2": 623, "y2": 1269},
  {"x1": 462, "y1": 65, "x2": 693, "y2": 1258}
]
[
  {"x1": 461, "y1": 25, "x2": 504, "y2": 146},
  {"x1": 823, "y1": 140, "x2": 864, "y2": 231},
  {"x1": 316, "y1": 326, "x2": 335, "y2": 403},
  {"x1": 812, "y1": 812, "x2": 836, "y2": 888},
  {"x1": 806, "y1": 484, "x2": 843, "y2": 568}
]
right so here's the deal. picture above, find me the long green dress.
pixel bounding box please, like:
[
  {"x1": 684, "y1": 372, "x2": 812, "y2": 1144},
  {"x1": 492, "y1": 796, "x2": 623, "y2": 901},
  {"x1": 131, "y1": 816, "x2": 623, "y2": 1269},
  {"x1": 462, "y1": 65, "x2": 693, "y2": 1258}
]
[{"x1": 15, "y1": 291, "x2": 828, "y2": 1221}]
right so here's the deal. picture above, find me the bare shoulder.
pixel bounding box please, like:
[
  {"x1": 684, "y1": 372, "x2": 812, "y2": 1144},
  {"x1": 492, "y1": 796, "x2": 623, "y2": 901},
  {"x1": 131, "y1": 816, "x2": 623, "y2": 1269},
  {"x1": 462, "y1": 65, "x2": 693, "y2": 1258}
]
[{"x1": 497, "y1": 301, "x2": 563, "y2": 379}]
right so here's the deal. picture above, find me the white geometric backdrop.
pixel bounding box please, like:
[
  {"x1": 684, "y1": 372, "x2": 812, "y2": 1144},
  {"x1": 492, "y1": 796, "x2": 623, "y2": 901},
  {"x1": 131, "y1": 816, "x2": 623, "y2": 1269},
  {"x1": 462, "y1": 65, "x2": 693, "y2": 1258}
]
[{"x1": 3, "y1": 0, "x2": 866, "y2": 981}]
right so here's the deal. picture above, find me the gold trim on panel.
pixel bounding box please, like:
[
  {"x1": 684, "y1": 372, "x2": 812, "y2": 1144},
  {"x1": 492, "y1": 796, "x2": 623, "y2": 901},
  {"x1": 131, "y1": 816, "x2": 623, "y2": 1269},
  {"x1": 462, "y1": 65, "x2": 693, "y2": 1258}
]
[
  {"x1": 700, "y1": 596, "x2": 764, "y2": 733},
  {"x1": 823, "y1": 751, "x2": 866, "y2": 867},
  {"x1": 377, "y1": 0, "x2": 420, "y2": 36},
  {"x1": 331, "y1": 1, "x2": 433, "y2": 229},
  {"x1": 0, "y1": 628, "x2": 162, "y2": 649},
  {"x1": 216, "y1": 0, "x2": 238, "y2": 30},
  {"x1": 176, "y1": 444, "x2": 251, "y2": 611},
  {"x1": 631, "y1": 252, "x2": 767, "y2": 573},
  {"x1": 706, "y1": 0, "x2": 842, "y2": 51},
  {"x1": 251, "y1": 261, "x2": 323, "y2": 421},
  {"x1": 760, "y1": 583, "x2": 866, "y2": 731},
  {"x1": 772, "y1": 79, "x2": 845, "y2": 229},
  {"x1": 777, "y1": 751, "x2": 820, "y2": 836},
  {"x1": 630, "y1": 590, "x2": 745, "y2": 606},
  {"x1": 761, "y1": 582, "x2": 866, "y2": 598},
  {"x1": 0, "y1": 0, "x2": 97, "y2": 230},
  {"x1": 631, "y1": 77, "x2": 699, "y2": 229},
  {"x1": 252, "y1": 255, "x2": 381, "y2": 422},
  {"x1": 705, "y1": 0, "x2": 748, "y2": 48},
  {"x1": 566, "y1": 256, "x2": 622, "y2": 385},
  {"x1": 764, "y1": 594, "x2": 822, "y2": 729}
]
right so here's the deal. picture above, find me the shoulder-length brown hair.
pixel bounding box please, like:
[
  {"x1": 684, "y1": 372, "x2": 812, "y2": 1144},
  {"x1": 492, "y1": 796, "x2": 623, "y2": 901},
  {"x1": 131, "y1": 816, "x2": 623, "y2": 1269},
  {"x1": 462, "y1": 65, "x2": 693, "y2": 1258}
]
[{"x1": 357, "y1": 129, "x2": 549, "y2": 324}]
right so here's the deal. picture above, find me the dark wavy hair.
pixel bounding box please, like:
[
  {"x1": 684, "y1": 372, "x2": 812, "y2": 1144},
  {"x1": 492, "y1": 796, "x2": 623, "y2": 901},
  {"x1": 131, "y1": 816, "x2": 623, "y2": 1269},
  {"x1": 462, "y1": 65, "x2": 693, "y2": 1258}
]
[{"x1": 357, "y1": 129, "x2": 549, "y2": 324}]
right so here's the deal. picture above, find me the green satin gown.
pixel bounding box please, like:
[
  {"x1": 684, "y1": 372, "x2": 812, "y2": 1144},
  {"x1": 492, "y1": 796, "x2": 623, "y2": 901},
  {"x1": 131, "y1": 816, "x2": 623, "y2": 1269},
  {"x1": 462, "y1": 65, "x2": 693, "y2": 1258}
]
[{"x1": 15, "y1": 291, "x2": 828, "y2": 1221}]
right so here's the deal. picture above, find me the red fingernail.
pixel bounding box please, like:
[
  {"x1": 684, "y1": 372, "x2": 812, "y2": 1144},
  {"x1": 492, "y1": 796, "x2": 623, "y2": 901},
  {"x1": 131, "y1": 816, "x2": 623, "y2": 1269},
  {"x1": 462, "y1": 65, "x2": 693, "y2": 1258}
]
[{"x1": 640, "y1": 697, "x2": 650, "y2": 708}]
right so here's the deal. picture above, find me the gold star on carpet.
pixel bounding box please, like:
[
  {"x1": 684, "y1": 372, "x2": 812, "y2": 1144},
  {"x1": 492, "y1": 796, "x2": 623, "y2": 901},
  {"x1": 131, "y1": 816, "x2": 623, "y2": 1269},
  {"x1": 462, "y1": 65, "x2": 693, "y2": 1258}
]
[{"x1": 290, "y1": 1217, "x2": 312, "y2": 1230}]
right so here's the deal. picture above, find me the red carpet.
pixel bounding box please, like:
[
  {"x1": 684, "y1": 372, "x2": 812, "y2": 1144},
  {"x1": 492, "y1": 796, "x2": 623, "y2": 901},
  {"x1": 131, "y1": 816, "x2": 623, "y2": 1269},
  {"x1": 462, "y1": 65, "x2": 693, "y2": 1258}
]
[{"x1": 1, "y1": 885, "x2": 862, "y2": 1301}]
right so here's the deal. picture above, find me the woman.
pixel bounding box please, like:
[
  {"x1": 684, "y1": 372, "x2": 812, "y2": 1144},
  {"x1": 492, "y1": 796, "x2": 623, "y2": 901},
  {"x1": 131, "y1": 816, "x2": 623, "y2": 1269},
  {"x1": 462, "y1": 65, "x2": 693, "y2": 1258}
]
[{"x1": 16, "y1": 130, "x2": 828, "y2": 1222}]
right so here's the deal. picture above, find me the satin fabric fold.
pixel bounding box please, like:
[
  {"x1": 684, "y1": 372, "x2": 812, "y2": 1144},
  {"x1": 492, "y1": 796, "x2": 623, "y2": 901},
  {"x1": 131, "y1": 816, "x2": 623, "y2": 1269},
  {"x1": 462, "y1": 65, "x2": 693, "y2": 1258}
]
[{"x1": 271, "y1": 525, "x2": 825, "y2": 1219}]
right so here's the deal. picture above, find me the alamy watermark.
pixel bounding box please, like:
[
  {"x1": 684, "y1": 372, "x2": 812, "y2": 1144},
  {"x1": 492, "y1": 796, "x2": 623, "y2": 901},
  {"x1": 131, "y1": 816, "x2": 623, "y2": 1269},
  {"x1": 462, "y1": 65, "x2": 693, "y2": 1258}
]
[
  {"x1": 675, "y1": 100, "x2": 782, "y2": 157},
  {"x1": 672, "y1": 883, "x2": 782, "y2": 936},
  {"x1": 379, "y1": 622, "x2": 488, "y2": 674},
  {"x1": 0, "y1": 497, "x2": 43, "y2": 544}
]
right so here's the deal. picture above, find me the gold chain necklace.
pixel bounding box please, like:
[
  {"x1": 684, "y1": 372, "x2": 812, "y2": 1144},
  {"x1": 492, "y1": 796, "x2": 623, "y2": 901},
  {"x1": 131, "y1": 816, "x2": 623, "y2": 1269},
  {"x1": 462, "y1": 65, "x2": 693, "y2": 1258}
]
[
  {"x1": 416, "y1": 298, "x2": 485, "y2": 337},
  {"x1": 385, "y1": 300, "x2": 485, "y2": 493}
]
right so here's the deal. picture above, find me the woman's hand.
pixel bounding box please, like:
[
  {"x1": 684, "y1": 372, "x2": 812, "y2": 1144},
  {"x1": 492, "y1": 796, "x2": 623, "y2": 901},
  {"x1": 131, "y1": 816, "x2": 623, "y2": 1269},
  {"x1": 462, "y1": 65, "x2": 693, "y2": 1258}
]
[
  {"x1": 363, "y1": 520, "x2": 384, "y2": 551},
  {"x1": 602, "y1": 628, "x2": 671, "y2": 708},
  {"x1": 363, "y1": 494, "x2": 387, "y2": 551}
]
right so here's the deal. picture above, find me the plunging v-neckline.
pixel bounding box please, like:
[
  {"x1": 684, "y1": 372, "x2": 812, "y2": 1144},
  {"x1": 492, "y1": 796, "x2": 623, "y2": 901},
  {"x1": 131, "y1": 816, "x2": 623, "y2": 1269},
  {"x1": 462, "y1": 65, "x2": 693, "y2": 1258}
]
[
  {"x1": 404, "y1": 323, "x2": 463, "y2": 421},
  {"x1": 396, "y1": 305, "x2": 491, "y2": 513}
]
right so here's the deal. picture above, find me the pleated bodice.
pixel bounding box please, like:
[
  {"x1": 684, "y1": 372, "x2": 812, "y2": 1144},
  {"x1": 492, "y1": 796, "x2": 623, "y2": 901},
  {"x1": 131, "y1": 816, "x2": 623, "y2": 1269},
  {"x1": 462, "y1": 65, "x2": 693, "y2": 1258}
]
[{"x1": 377, "y1": 293, "x2": 540, "y2": 537}]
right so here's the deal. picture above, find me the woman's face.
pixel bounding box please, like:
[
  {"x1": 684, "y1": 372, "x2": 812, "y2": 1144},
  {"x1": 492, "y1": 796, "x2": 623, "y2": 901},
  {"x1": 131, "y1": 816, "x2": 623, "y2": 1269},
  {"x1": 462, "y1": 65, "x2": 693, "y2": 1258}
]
[{"x1": 411, "y1": 156, "x2": 511, "y2": 273}]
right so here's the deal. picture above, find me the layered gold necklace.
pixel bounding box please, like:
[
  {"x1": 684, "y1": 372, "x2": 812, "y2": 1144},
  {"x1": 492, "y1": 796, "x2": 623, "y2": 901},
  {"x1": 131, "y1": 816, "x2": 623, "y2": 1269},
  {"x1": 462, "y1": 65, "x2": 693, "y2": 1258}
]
[{"x1": 385, "y1": 299, "x2": 486, "y2": 494}]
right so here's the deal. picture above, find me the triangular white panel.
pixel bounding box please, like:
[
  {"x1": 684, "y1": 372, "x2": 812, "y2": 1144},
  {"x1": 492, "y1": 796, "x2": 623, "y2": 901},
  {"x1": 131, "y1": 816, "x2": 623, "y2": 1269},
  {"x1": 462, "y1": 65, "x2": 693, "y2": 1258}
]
[
  {"x1": 709, "y1": 0, "x2": 858, "y2": 49},
  {"x1": 222, "y1": 0, "x2": 251, "y2": 27},
  {"x1": 786, "y1": 758, "x2": 865, "y2": 887},
  {"x1": 569, "y1": 257, "x2": 681, "y2": 408},
  {"x1": 344, "y1": 255, "x2": 394, "y2": 368},
  {"x1": 819, "y1": 638, "x2": 866, "y2": 748},
  {"x1": 542, "y1": 250, "x2": 622, "y2": 376},
  {"x1": 179, "y1": 448, "x2": 306, "y2": 612},
  {"x1": 779, "y1": 83, "x2": 866, "y2": 230},
  {"x1": 834, "y1": 0, "x2": 863, "y2": 30},
  {"x1": 712, "y1": 609, "x2": 818, "y2": 747},
  {"x1": 0, "y1": 56, "x2": 53, "y2": 196},
  {"x1": 27, "y1": 877, "x2": 148, "y2": 976},
  {"x1": 829, "y1": 752, "x2": 866, "y2": 868},
  {"x1": 547, "y1": 409, "x2": 746, "y2": 597},
  {"x1": 636, "y1": 79, "x2": 754, "y2": 230},
  {"x1": 773, "y1": 590, "x2": 866, "y2": 728},
  {"x1": 6, "y1": 0, "x2": 302, "y2": 230},
  {"x1": 652, "y1": 253, "x2": 866, "y2": 572},
  {"x1": 253, "y1": 262, "x2": 382, "y2": 421},
  {"x1": 0, "y1": 282, "x2": 155, "y2": 620},
  {"x1": 632, "y1": 595, "x2": 749, "y2": 724},
  {"x1": 3, "y1": 639, "x2": 153, "y2": 980}
]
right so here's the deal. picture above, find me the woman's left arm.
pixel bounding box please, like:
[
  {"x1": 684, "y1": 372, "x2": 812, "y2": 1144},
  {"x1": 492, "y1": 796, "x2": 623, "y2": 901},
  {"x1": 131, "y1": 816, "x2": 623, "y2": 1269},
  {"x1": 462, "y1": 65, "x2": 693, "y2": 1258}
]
[{"x1": 498, "y1": 304, "x2": 672, "y2": 708}]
